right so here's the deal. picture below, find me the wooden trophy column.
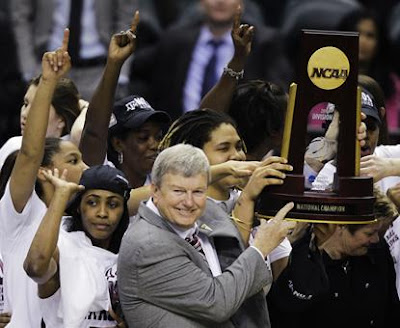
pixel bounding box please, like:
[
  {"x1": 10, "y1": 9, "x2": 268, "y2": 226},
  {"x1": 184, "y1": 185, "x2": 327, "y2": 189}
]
[{"x1": 256, "y1": 30, "x2": 374, "y2": 224}]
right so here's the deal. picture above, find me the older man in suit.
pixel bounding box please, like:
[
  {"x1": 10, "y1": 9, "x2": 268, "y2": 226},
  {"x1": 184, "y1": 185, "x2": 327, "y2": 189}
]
[
  {"x1": 118, "y1": 144, "x2": 295, "y2": 327},
  {"x1": 10, "y1": 0, "x2": 136, "y2": 99}
]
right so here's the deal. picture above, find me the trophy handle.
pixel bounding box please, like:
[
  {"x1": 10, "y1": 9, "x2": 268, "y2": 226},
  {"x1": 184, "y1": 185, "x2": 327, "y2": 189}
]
[
  {"x1": 281, "y1": 83, "x2": 297, "y2": 159},
  {"x1": 355, "y1": 86, "x2": 361, "y2": 176}
]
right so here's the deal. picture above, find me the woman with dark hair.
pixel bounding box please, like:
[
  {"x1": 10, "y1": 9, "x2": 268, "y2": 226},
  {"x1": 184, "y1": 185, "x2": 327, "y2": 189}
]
[
  {"x1": 0, "y1": 30, "x2": 88, "y2": 327},
  {"x1": 159, "y1": 108, "x2": 250, "y2": 206},
  {"x1": 21, "y1": 75, "x2": 81, "y2": 137},
  {"x1": 24, "y1": 165, "x2": 131, "y2": 327},
  {"x1": 358, "y1": 74, "x2": 390, "y2": 145},
  {"x1": 79, "y1": 11, "x2": 172, "y2": 189},
  {"x1": 0, "y1": 72, "x2": 81, "y2": 169},
  {"x1": 228, "y1": 80, "x2": 287, "y2": 160},
  {"x1": 338, "y1": 9, "x2": 400, "y2": 134}
]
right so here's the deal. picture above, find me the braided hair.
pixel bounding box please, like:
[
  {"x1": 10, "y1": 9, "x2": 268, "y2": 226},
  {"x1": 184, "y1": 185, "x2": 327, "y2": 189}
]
[{"x1": 159, "y1": 109, "x2": 240, "y2": 151}]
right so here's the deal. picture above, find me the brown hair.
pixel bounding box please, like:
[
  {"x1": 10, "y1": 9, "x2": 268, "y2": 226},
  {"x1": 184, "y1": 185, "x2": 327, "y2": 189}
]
[{"x1": 29, "y1": 75, "x2": 80, "y2": 136}]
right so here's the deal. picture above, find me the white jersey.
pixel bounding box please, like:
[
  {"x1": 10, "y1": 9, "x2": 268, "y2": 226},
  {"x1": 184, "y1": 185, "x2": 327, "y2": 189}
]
[
  {"x1": 384, "y1": 218, "x2": 400, "y2": 300},
  {"x1": 0, "y1": 134, "x2": 71, "y2": 171},
  {"x1": 40, "y1": 230, "x2": 118, "y2": 327},
  {"x1": 375, "y1": 145, "x2": 400, "y2": 300},
  {"x1": 0, "y1": 183, "x2": 46, "y2": 327},
  {"x1": 0, "y1": 136, "x2": 22, "y2": 170}
]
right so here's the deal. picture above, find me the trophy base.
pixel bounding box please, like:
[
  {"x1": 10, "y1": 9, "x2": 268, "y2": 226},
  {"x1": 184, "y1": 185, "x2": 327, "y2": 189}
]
[{"x1": 255, "y1": 174, "x2": 375, "y2": 224}]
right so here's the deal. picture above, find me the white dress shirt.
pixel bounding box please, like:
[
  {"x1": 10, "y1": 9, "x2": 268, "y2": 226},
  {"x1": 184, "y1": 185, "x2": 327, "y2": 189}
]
[{"x1": 183, "y1": 26, "x2": 234, "y2": 112}]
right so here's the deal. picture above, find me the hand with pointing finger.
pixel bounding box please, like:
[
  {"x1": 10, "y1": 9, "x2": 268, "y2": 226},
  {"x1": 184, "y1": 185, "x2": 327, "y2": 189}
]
[
  {"x1": 42, "y1": 28, "x2": 71, "y2": 81},
  {"x1": 109, "y1": 11, "x2": 140, "y2": 64},
  {"x1": 253, "y1": 202, "x2": 297, "y2": 258},
  {"x1": 231, "y1": 5, "x2": 254, "y2": 59}
]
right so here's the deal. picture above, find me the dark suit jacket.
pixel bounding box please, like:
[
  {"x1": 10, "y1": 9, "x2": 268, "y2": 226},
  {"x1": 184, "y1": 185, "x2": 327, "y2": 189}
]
[
  {"x1": 118, "y1": 200, "x2": 272, "y2": 327},
  {"x1": 130, "y1": 20, "x2": 293, "y2": 120}
]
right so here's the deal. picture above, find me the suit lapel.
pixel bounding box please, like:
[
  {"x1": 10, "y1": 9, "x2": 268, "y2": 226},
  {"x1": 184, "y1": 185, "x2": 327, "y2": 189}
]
[
  {"x1": 198, "y1": 200, "x2": 245, "y2": 270},
  {"x1": 199, "y1": 200, "x2": 244, "y2": 246},
  {"x1": 137, "y1": 202, "x2": 176, "y2": 234}
]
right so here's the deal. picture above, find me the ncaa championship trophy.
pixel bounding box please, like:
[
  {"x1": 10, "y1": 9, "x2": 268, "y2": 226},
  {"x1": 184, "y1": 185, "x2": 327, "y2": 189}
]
[{"x1": 256, "y1": 30, "x2": 375, "y2": 224}]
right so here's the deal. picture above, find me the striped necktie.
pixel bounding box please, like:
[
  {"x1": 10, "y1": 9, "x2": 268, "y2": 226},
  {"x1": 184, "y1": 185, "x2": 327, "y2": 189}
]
[{"x1": 185, "y1": 232, "x2": 206, "y2": 258}]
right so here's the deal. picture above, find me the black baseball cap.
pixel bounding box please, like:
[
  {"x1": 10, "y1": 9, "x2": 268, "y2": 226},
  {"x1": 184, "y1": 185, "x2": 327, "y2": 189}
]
[
  {"x1": 361, "y1": 88, "x2": 381, "y2": 124},
  {"x1": 109, "y1": 95, "x2": 171, "y2": 135},
  {"x1": 66, "y1": 165, "x2": 131, "y2": 216}
]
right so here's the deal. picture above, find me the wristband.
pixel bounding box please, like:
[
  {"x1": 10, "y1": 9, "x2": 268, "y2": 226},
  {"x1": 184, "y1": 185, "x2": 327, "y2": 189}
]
[{"x1": 223, "y1": 66, "x2": 244, "y2": 80}]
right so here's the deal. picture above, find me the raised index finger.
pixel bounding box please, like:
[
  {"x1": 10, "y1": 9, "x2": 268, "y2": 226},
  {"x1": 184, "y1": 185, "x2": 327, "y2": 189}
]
[
  {"x1": 61, "y1": 28, "x2": 70, "y2": 52},
  {"x1": 274, "y1": 202, "x2": 294, "y2": 221},
  {"x1": 130, "y1": 10, "x2": 140, "y2": 33},
  {"x1": 233, "y1": 5, "x2": 241, "y2": 31}
]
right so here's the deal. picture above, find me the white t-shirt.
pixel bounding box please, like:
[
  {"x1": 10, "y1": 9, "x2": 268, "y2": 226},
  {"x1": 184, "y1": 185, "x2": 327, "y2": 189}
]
[
  {"x1": 40, "y1": 230, "x2": 118, "y2": 327},
  {"x1": 209, "y1": 189, "x2": 241, "y2": 215},
  {"x1": 0, "y1": 136, "x2": 22, "y2": 170},
  {"x1": 0, "y1": 183, "x2": 46, "y2": 327},
  {"x1": 384, "y1": 218, "x2": 400, "y2": 298},
  {"x1": 0, "y1": 134, "x2": 71, "y2": 171},
  {"x1": 375, "y1": 145, "x2": 400, "y2": 299}
]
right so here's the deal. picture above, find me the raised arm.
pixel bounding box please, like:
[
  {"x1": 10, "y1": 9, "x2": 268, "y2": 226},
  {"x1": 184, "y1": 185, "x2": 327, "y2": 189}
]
[
  {"x1": 360, "y1": 155, "x2": 400, "y2": 183},
  {"x1": 23, "y1": 168, "x2": 83, "y2": 297},
  {"x1": 80, "y1": 12, "x2": 139, "y2": 166},
  {"x1": 10, "y1": 29, "x2": 71, "y2": 213},
  {"x1": 210, "y1": 160, "x2": 258, "y2": 184},
  {"x1": 199, "y1": 5, "x2": 253, "y2": 112}
]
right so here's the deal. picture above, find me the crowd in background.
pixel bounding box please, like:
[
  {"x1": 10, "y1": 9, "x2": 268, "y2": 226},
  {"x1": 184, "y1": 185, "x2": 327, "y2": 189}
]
[{"x1": 2, "y1": 0, "x2": 400, "y2": 146}]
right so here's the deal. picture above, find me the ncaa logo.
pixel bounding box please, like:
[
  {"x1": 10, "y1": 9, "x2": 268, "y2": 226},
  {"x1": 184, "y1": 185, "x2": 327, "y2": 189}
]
[{"x1": 307, "y1": 46, "x2": 350, "y2": 90}]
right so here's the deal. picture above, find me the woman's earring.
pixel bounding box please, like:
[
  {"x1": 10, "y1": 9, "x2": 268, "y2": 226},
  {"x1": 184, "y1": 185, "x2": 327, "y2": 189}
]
[{"x1": 118, "y1": 152, "x2": 124, "y2": 164}]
